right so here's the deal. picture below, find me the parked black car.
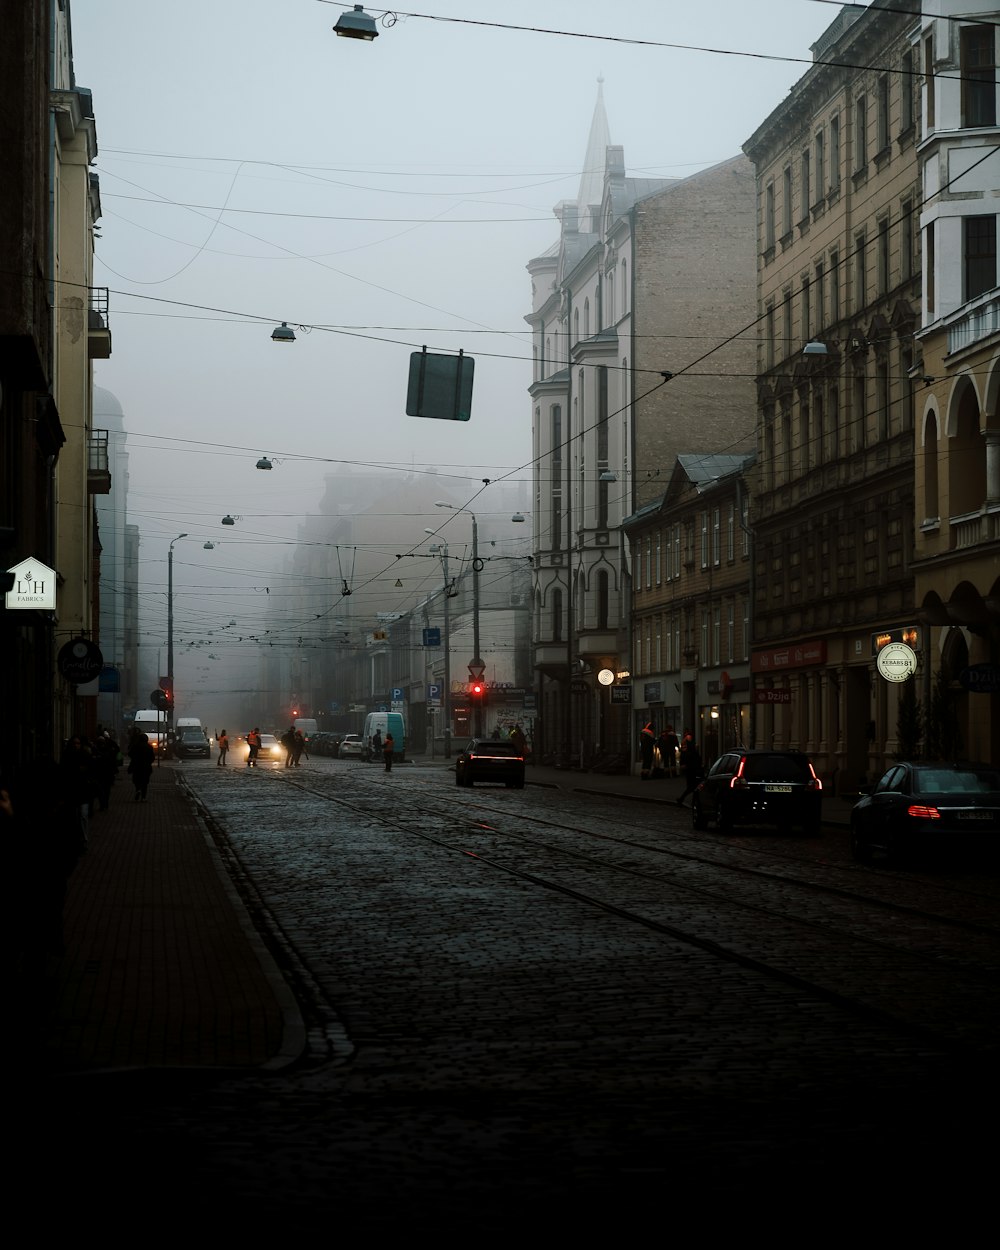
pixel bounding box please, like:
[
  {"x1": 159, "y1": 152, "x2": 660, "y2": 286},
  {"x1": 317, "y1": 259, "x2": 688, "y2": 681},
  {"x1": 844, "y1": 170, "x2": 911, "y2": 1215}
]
[
  {"x1": 174, "y1": 728, "x2": 211, "y2": 760},
  {"x1": 455, "y1": 739, "x2": 525, "y2": 789},
  {"x1": 850, "y1": 761, "x2": 1000, "y2": 863},
  {"x1": 692, "y1": 749, "x2": 822, "y2": 835}
]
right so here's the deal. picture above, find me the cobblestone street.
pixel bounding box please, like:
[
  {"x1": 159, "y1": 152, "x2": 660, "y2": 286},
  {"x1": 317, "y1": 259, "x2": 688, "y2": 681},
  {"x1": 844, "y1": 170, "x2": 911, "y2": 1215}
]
[
  {"x1": 17, "y1": 755, "x2": 1000, "y2": 1235},
  {"x1": 27, "y1": 759, "x2": 1000, "y2": 1234}
]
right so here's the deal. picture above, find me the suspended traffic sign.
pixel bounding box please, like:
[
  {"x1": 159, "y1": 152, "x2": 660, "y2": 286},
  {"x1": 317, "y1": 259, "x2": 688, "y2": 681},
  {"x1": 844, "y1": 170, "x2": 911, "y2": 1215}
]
[{"x1": 406, "y1": 347, "x2": 474, "y2": 421}]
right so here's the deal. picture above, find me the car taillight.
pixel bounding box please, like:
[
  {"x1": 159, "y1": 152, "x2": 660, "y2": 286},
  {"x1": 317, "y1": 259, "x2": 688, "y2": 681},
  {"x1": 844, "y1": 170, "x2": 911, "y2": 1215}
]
[
  {"x1": 807, "y1": 762, "x2": 822, "y2": 791},
  {"x1": 907, "y1": 804, "x2": 941, "y2": 819},
  {"x1": 730, "y1": 758, "x2": 748, "y2": 789}
]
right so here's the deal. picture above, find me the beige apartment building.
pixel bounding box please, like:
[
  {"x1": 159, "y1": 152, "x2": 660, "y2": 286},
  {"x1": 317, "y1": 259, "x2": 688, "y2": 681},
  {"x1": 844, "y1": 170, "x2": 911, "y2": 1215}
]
[
  {"x1": 625, "y1": 455, "x2": 754, "y2": 762},
  {"x1": 527, "y1": 86, "x2": 756, "y2": 766},
  {"x1": 912, "y1": 2, "x2": 999, "y2": 764},
  {"x1": 51, "y1": 14, "x2": 111, "y2": 745},
  {"x1": 744, "y1": 3, "x2": 924, "y2": 791}
]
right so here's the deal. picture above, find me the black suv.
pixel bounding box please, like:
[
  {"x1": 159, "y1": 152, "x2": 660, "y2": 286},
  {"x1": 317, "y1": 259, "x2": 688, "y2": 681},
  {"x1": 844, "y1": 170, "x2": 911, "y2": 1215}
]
[{"x1": 692, "y1": 749, "x2": 822, "y2": 835}]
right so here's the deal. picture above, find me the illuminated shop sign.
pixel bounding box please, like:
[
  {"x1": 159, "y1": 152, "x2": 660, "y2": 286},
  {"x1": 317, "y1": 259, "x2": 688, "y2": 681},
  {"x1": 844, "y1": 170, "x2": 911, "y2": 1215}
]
[{"x1": 871, "y1": 626, "x2": 920, "y2": 655}]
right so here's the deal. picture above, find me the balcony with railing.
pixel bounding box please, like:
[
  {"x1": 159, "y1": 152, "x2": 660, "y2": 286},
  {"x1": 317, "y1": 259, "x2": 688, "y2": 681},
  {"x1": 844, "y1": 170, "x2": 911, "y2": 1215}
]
[
  {"x1": 950, "y1": 501, "x2": 1000, "y2": 550},
  {"x1": 88, "y1": 286, "x2": 112, "y2": 359},
  {"x1": 88, "y1": 428, "x2": 111, "y2": 494},
  {"x1": 946, "y1": 290, "x2": 999, "y2": 356}
]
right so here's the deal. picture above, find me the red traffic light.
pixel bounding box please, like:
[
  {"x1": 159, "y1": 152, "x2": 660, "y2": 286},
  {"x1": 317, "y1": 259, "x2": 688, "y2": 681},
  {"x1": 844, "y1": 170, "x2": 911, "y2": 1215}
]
[{"x1": 468, "y1": 681, "x2": 484, "y2": 698}]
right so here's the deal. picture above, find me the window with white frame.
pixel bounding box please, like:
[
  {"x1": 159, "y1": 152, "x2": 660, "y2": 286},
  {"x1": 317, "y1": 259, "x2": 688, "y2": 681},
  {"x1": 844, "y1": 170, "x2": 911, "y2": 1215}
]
[
  {"x1": 712, "y1": 507, "x2": 721, "y2": 567},
  {"x1": 727, "y1": 601, "x2": 735, "y2": 663}
]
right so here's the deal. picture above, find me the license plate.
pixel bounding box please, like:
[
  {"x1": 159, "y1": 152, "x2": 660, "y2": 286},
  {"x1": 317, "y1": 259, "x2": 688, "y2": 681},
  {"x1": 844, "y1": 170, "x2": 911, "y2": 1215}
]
[
  {"x1": 957, "y1": 811, "x2": 994, "y2": 821},
  {"x1": 765, "y1": 784, "x2": 793, "y2": 793}
]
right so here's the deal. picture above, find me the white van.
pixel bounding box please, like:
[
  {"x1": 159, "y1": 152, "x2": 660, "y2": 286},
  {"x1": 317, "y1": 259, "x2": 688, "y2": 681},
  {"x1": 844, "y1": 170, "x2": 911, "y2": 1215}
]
[
  {"x1": 133, "y1": 708, "x2": 168, "y2": 753},
  {"x1": 294, "y1": 718, "x2": 319, "y2": 743},
  {"x1": 362, "y1": 711, "x2": 405, "y2": 762}
]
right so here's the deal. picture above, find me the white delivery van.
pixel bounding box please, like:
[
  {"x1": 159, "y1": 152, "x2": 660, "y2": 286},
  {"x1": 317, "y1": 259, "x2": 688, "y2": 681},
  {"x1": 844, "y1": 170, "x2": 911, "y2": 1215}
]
[
  {"x1": 132, "y1": 708, "x2": 168, "y2": 753},
  {"x1": 294, "y1": 718, "x2": 319, "y2": 743},
  {"x1": 362, "y1": 711, "x2": 405, "y2": 762}
]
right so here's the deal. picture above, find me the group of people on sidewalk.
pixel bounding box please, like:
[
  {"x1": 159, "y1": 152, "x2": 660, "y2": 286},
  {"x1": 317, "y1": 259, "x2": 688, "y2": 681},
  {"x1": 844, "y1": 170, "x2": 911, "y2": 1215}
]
[
  {"x1": 639, "y1": 723, "x2": 704, "y2": 805},
  {"x1": 7, "y1": 723, "x2": 160, "y2": 972}
]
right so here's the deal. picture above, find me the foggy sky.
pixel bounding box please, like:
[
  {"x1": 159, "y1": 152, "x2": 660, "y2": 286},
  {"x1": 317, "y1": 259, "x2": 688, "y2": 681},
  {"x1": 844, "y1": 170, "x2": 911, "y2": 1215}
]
[{"x1": 72, "y1": 0, "x2": 840, "y2": 724}]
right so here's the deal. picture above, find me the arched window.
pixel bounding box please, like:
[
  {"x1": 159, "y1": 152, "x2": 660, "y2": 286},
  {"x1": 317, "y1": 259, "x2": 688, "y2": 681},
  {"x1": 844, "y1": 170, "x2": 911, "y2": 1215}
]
[
  {"x1": 583, "y1": 298, "x2": 591, "y2": 338},
  {"x1": 552, "y1": 588, "x2": 563, "y2": 642},
  {"x1": 923, "y1": 409, "x2": 939, "y2": 523},
  {"x1": 597, "y1": 569, "x2": 610, "y2": 630}
]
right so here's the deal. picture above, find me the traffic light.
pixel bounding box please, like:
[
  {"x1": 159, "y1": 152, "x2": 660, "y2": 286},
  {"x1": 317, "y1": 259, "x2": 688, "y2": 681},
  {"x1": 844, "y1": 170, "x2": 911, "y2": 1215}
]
[{"x1": 468, "y1": 681, "x2": 485, "y2": 700}]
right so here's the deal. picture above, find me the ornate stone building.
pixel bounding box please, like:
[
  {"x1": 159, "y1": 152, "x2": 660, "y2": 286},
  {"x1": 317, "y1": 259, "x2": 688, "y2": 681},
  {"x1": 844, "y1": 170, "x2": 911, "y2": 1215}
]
[
  {"x1": 744, "y1": 2, "x2": 924, "y2": 790},
  {"x1": 913, "y1": 0, "x2": 999, "y2": 763}
]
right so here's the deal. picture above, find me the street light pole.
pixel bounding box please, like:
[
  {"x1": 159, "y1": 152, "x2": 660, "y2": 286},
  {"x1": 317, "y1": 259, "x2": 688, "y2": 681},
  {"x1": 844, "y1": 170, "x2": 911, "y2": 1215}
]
[
  {"x1": 436, "y1": 501, "x2": 482, "y2": 735},
  {"x1": 167, "y1": 533, "x2": 187, "y2": 730},
  {"x1": 426, "y1": 533, "x2": 452, "y2": 759}
]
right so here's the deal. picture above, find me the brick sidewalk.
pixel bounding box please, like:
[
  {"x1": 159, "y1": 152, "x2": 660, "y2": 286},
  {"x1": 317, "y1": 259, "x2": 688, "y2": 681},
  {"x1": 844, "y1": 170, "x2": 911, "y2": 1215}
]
[{"x1": 31, "y1": 764, "x2": 296, "y2": 1072}]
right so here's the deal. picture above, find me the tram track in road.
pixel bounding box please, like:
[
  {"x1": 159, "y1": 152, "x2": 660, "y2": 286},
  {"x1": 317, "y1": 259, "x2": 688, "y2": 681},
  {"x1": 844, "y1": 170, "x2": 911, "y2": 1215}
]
[
  {"x1": 257, "y1": 768, "x2": 1000, "y2": 1058},
  {"x1": 283, "y1": 766, "x2": 1000, "y2": 943}
]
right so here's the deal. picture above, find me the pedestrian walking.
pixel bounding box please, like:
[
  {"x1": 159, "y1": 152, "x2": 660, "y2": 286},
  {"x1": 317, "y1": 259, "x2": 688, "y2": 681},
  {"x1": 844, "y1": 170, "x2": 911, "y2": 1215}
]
[
  {"x1": 676, "y1": 732, "x2": 704, "y2": 806},
  {"x1": 510, "y1": 723, "x2": 527, "y2": 757},
  {"x1": 292, "y1": 729, "x2": 307, "y2": 766},
  {"x1": 216, "y1": 729, "x2": 229, "y2": 766},
  {"x1": 61, "y1": 734, "x2": 97, "y2": 841},
  {"x1": 639, "y1": 722, "x2": 656, "y2": 781},
  {"x1": 658, "y1": 726, "x2": 679, "y2": 780},
  {"x1": 92, "y1": 731, "x2": 119, "y2": 810},
  {"x1": 370, "y1": 728, "x2": 382, "y2": 763},
  {"x1": 246, "y1": 728, "x2": 261, "y2": 769},
  {"x1": 127, "y1": 732, "x2": 154, "y2": 802},
  {"x1": 382, "y1": 731, "x2": 394, "y2": 772},
  {"x1": 281, "y1": 726, "x2": 296, "y2": 768}
]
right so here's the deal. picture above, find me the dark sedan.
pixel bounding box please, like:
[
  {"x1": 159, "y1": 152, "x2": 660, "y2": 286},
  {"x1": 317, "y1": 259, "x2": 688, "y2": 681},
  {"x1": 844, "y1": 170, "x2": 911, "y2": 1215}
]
[
  {"x1": 455, "y1": 739, "x2": 525, "y2": 789},
  {"x1": 692, "y1": 749, "x2": 822, "y2": 835},
  {"x1": 174, "y1": 728, "x2": 211, "y2": 760},
  {"x1": 850, "y1": 761, "x2": 1000, "y2": 864}
]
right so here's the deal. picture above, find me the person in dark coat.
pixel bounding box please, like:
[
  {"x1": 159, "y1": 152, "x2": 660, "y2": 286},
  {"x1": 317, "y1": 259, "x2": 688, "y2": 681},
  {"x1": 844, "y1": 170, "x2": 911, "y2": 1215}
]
[
  {"x1": 10, "y1": 759, "x2": 87, "y2": 972},
  {"x1": 292, "y1": 729, "x2": 307, "y2": 766},
  {"x1": 676, "y1": 732, "x2": 704, "y2": 806},
  {"x1": 128, "y1": 732, "x2": 155, "y2": 801},
  {"x1": 639, "y1": 723, "x2": 656, "y2": 781},
  {"x1": 658, "y1": 726, "x2": 679, "y2": 779},
  {"x1": 92, "y1": 731, "x2": 119, "y2": 810}
]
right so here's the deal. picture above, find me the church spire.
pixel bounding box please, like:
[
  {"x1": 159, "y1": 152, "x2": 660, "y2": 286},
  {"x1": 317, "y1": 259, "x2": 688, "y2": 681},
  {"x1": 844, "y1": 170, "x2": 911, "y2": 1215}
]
[{"x1": 576, "y1": 76, "x2": 610, "y2": 234}]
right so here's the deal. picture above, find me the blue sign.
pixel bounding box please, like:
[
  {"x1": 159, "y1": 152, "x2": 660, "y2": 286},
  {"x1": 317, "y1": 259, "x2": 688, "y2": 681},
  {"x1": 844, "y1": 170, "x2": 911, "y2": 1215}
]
[
  {"x1": 423, "y1": 628, "x2": 441, "y2": 646},
  {"x1": 391, "y1": 687, "x2": 404, "y2": 700},
  {"x1": 427, "y1": 683, "x2": 441, "y2": 702}
]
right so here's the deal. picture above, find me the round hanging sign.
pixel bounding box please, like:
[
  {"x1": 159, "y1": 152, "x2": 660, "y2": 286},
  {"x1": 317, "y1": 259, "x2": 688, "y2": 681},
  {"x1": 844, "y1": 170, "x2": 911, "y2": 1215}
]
[
  {"x1": 876, "y1": 641, "x2": 917, "y2": 683},
  {"x1": 57, "y1": 636, "x2": 104, "y2": 684}
]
